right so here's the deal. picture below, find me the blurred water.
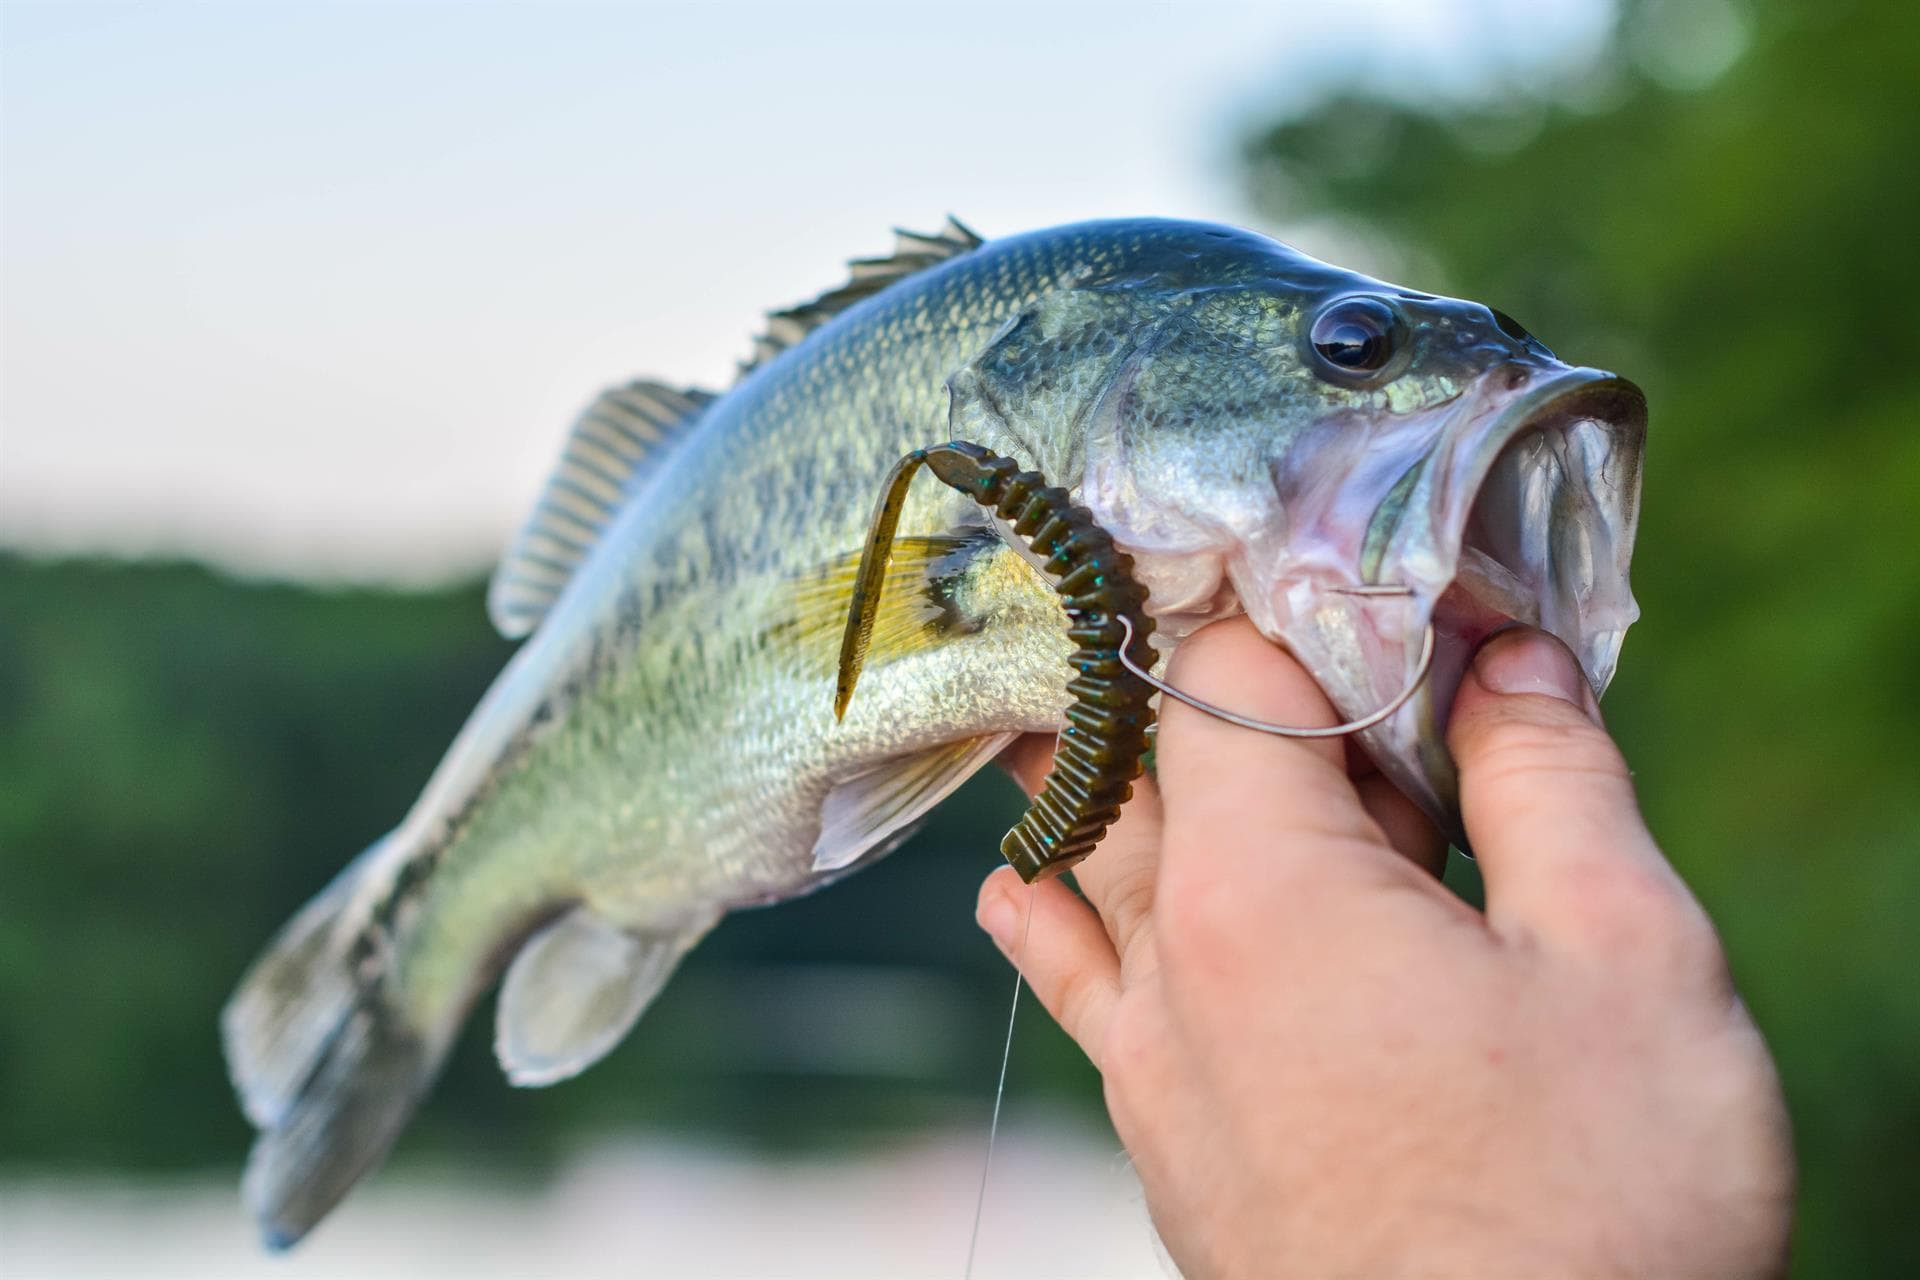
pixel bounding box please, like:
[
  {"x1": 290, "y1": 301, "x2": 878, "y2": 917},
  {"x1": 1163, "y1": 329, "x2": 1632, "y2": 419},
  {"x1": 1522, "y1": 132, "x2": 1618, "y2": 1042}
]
[{"x1": 0, "y1": 1120, "x2": 1171, "y2": 1280}]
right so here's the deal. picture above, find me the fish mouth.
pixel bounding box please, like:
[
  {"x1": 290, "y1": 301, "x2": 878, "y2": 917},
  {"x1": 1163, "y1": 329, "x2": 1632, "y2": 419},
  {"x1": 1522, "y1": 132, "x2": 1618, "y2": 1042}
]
[{"x1": 1292, "y1": 367, "x2": 1648, "y2": 847}]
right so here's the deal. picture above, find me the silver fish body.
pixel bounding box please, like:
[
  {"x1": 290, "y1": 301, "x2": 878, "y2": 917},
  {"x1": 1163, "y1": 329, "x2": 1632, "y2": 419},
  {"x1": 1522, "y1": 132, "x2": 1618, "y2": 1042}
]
[{"x1": 223, "y1": 218, "x2": 1645, "y2": 1246}]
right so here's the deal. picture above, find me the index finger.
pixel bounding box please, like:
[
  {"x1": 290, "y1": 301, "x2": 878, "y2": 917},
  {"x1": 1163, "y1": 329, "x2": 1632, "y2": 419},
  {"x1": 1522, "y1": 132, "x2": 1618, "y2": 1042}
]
[
  {"x1": 1152, "y1": 619, "x2": 1407, "y2": 896},
  {"x1": 1446, "y1": 627, "x2": 1710, "y2": 956}
]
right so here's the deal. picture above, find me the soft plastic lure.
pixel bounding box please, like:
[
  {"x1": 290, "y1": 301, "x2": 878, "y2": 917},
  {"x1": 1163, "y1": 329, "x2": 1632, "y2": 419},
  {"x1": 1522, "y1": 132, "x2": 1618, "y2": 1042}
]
[
  {"x1": 834, "y1": 440, "x2": 1452, "y2": 881},
  {"x1": 834, "y1": 441, "x2": 1157, "y2": 882}
]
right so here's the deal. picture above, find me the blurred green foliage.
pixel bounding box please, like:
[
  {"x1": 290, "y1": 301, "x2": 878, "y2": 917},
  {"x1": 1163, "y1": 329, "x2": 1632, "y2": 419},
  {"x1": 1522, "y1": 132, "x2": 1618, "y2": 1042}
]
[
  {"x1": 1246, "y1": 0, "x2": 1918, "y2": 1271},
  {"x1": 0, "y1": 558, "x2": 1088, "y2": 1179}
]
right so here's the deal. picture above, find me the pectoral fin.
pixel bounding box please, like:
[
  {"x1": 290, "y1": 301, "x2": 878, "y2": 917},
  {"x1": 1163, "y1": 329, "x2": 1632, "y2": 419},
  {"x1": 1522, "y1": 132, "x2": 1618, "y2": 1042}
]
[
  {"x1": 811, "y1": 733, "x2": 1016, "y2": 874},
  {"x1": 778, "y1": 534, "x2": 982, "y2": 666},
  {"x1": 493, "y1": 905, "x2": 713, "y2": 1087}
]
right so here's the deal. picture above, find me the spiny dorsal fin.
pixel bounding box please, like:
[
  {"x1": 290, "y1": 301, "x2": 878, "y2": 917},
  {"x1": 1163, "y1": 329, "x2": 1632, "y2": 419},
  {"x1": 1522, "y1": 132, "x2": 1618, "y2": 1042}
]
[
  {"x1": 737, "y1": 216, "x2": 985, "y2": 379},
  {"x1": 489, "y1": 379, "x2": 718, "y2": 639}
]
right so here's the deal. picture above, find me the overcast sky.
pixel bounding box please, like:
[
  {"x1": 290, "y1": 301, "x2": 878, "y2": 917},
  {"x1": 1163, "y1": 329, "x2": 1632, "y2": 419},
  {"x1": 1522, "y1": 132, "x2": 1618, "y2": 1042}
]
[{"x1": 2, "y1": 0, "x2": 1611, "y2": 583}]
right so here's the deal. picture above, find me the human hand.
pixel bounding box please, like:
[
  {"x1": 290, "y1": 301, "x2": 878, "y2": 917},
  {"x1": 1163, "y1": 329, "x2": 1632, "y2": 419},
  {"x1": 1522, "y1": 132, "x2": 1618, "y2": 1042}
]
[{"x1": 982, "y1": 621, "x2": 1793, "y2": 1279}]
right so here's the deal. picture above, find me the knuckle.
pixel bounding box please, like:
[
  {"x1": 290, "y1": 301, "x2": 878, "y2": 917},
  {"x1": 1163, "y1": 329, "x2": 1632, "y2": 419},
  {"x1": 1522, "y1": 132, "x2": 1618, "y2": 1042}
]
[
  {"x1": 1157, "y1": 825, "x2": 1386, "y2": 979},
  {"x1": 1100, "y1": 998, "x2": 1161, "y2": 1081},
  {"x1": 1098, "y1": 871, "x2": 1157, "y2": 946},
  {"x1": 1047, "y1": 965, "x2": 1108, "y2": 1042},
  {"x1": 1153, "y1": 870, "x2": 1245, "y2": 971},
  {"x1": 1638, "y1": 890, "x2": 1729, "y2": 981},
  {"x1": 1551, "y1": 853, "x2": 1715, "y2": 962},
  {"x1": 1464, "y1": 715, "x2": 1632, "y2": 798}
]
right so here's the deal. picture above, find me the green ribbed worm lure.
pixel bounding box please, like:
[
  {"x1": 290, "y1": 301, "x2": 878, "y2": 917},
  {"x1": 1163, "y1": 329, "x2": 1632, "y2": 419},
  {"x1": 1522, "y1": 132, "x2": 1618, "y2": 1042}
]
[{"x1": 834, "y1": 441, "x2": 1157, "y2": 883}]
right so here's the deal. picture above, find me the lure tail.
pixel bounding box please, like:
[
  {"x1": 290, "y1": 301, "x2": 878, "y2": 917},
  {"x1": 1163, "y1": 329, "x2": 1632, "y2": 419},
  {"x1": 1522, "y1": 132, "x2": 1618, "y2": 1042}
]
[{"x1": 221, "y1": 836, "x2": 444, "y2": 1250}]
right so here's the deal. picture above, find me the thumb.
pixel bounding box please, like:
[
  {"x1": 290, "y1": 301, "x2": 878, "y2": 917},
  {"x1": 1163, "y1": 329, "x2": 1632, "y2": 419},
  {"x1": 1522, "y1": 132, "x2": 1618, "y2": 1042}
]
[{"x1": 1447, "y1": 628, "x2": 1699, "y2": 951}]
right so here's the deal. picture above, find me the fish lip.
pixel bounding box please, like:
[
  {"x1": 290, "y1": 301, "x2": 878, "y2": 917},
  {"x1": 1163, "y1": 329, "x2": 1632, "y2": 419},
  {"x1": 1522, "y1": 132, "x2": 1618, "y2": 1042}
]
[
  {"x1": 1350, "y1": 364, "x2": 1648, "y2": 846},
  {"x1": 1374, "y1": 366, "x2": 1647, "y2": 590},
  {"x1": 1099, "y1": 363, "x2": 1645, "y2": 849}
]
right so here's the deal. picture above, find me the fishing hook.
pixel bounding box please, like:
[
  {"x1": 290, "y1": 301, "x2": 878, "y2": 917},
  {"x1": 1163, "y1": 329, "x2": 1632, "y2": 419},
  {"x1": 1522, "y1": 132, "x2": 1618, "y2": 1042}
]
[{"x1": 1115, "y1": 600, "x2": 1436, "y2": 740}]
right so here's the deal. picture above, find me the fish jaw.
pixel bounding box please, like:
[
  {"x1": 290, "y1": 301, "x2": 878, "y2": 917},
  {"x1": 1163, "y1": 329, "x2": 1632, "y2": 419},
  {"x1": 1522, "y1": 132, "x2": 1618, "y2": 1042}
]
[
  {"x1": 1236, "y1": 365, "x2": 1648, "y2": 843},
  {"x1": 1083, "y1": 362, "x2": 1645, "y2": 846}
]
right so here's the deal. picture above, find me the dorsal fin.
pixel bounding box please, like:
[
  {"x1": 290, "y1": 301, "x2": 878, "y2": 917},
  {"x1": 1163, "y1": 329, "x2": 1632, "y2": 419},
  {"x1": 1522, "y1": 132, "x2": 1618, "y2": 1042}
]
[
  {"x1": 488, "y1": 379, "x2": 718, "y2": 639},
  {"x1": 737, "y1": 216, "x2": 985, "y2": 378}
]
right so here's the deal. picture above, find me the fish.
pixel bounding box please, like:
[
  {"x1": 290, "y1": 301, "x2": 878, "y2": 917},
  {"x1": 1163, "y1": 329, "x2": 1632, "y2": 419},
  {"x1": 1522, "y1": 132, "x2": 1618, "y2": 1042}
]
[{"x1": 222, "y1": 216, "x2": 1646, "y2": 1247}]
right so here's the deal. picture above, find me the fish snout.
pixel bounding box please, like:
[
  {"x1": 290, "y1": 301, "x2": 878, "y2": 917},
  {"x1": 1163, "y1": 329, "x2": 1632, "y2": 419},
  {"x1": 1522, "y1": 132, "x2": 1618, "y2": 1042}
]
[{"x1": 1294, "y1": 366, "x2": 1647, "y2": 845}]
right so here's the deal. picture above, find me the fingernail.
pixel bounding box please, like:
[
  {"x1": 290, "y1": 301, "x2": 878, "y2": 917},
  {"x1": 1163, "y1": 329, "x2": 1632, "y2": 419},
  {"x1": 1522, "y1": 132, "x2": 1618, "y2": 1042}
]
[
  {"x1": 1473, "y1": 628, "x2": 1592, "y2": 712},
  {"x1": 976, "y1": 886, "x2": 1015, "y2": 948}
]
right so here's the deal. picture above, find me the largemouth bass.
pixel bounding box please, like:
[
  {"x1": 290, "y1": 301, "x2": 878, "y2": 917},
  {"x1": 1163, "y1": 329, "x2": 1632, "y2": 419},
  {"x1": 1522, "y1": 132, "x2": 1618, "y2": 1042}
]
[{"x1": 224, "y1": 217, "x2": 1645, "y2": 1246}]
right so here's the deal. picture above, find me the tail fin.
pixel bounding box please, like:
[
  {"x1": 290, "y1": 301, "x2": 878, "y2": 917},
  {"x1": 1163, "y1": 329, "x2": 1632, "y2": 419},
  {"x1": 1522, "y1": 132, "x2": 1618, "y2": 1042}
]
[{"x1": 221, "y1": 838, "x2": 444, "y2": 1250}]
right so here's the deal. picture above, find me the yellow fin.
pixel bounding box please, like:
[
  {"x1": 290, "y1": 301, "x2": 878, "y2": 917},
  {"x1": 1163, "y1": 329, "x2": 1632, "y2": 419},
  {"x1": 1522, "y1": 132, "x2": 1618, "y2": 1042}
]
[{"x1": 775, "y1": 535, "x2": 978, "y2": 679}]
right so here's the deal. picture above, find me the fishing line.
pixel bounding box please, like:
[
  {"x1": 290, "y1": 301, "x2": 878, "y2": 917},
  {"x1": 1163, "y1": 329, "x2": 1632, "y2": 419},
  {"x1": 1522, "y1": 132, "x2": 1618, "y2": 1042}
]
[{"x1": 964, "y1": 879, "x2": 1036, "y2": 1280}]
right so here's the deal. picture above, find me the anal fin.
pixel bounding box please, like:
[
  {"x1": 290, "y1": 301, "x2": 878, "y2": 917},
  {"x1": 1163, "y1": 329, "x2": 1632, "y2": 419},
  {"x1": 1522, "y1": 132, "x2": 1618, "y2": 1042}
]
[{"x1": 494, "y1": 905, "x2": 714, "y2": 1088}]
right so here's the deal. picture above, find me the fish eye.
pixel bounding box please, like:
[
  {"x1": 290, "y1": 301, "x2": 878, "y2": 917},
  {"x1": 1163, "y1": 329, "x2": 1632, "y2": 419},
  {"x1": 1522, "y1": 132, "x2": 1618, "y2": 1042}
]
[{"x1": 1309, "y1": 297, "x2": 1402, "y2": 379}]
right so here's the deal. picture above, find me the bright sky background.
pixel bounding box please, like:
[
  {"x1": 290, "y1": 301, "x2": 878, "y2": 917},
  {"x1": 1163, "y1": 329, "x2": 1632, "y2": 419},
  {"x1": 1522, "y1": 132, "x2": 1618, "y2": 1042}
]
[{"x1": 2, "y1": 0, "x2": 1612, "y2": 583}]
